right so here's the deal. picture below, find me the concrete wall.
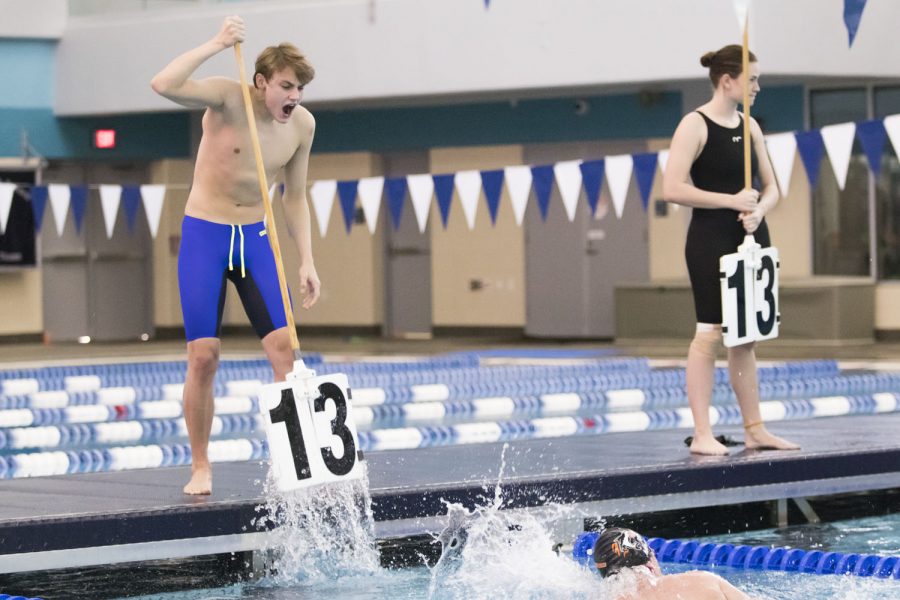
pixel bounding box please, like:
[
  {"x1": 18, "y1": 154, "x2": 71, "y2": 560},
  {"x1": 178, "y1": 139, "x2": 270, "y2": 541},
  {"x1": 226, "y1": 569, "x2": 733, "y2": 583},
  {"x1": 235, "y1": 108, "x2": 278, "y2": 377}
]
[
  {"x1": 0, "y1": 0, "x2": 66, "y2": 38},
  {"x1": 56, "y1": 0, "x2": 900, "y2": 116}
]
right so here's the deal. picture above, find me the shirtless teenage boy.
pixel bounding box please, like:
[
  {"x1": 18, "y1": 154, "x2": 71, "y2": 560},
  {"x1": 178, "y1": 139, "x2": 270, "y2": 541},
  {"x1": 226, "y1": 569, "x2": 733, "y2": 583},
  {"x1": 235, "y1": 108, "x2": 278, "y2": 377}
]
[{"x1": 151, "y1": 16, "x2": 320, "y2": 494}]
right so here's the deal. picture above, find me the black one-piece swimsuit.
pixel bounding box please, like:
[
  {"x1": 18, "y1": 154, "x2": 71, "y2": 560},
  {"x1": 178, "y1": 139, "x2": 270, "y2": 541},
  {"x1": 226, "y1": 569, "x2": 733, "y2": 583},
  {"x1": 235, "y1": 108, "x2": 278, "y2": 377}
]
[{"x1": 685, "y1": 111, "x2": 770, "y2": 324}]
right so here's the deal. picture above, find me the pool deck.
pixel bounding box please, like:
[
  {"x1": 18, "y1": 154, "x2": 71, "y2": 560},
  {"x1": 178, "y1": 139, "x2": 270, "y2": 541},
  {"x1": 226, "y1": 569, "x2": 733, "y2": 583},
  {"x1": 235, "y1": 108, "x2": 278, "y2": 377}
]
[{"x1": 1, "y1": 412, "x2": 899, "y2": 573}]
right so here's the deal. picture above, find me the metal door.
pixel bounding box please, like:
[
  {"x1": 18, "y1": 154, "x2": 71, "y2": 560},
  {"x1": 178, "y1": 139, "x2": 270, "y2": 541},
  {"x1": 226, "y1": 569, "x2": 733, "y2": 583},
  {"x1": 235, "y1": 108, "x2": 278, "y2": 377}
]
[
  {"x1": 382, "y1": 152, "x2": 432, "y2": 339},
  {"x1": 524, "y1": 142, "x2": 649, "y2": 338},
  {"x1": 42, "y1": 162, "x2": 154, "y2": 342}
]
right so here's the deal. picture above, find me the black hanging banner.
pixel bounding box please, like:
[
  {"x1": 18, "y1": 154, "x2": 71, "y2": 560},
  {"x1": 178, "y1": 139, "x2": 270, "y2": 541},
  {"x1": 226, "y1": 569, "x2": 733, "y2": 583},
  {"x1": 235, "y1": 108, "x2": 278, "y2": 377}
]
[{"x1": 0, "y1": 171, "x2": 38, "y2": 269}]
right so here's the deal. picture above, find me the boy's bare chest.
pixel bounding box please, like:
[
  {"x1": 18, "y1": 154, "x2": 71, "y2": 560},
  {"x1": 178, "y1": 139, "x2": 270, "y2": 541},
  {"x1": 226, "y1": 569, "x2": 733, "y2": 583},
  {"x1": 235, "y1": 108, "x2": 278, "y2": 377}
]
[{"x1": 207, "y1": 115, "x2": 298, "y2": 172}]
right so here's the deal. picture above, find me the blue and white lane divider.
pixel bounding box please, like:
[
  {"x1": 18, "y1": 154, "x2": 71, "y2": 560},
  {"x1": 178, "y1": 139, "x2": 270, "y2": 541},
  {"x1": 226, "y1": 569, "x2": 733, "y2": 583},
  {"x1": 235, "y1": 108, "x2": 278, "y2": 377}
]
[
  {"x1": 0, "y1": 354, "x2": 592, "y2": 394},
  {"x1": 0, "y1": 414, "x2": 261, "y2": 450},
  {"x1": 0, "y1": 358, "x2": 837, "y2": 399},
  {"x1": 0, "y1": 362, "x2": 852, "y2": 410},
  {"x1": 0, "y1": 368, "x2": 893, "y2": 414},
  {"x1": 0, "y1": 438, "x2": 266, "y2": 478},
  {"x1": 1, "y1": 391, "x2": 898, "y2": 453},
  {"x1": 0, "y1": 360, "x2": 657, "y2": 403},
  {"x1": 303, "y1": 359, "x2": 835, "y2": 392},
  {"x1": 2, "y1": 383, "x2": 897, "y2": 449},
  {"x1": 313, "y1": 371, "x2": 900, "y2": 408},
  {"x1": 0, "y1": 396, "x2": 257, "y2": 428},
  {"x1": 4, "y1": 390, "x2": 897, "y2": 452},
  {"x1": 350, "y1": 374, "x2": 900, "y2": 427},
  {"x1": 573, "y1": 532, "x2": 900, "y2": 578},
  {"x1": 1, "y1": 393, "x2": 897, "y2": 479},
  {"x1": 355, "y1": 392, "x2": 900, "y2": 451}
]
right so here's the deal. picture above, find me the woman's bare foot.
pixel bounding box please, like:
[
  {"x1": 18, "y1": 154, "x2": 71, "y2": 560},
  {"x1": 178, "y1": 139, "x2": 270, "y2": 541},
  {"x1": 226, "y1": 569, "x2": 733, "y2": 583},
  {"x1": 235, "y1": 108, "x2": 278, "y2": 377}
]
[
  {"x1": 689, "y1": 434, "x2": 730, "y2": 456},
  {"x1": 745, "y1": 425, "x2": 800, "y2": 451},
  {"x1": 184, "y1": 465, "x2": 212, "y2": 495}
]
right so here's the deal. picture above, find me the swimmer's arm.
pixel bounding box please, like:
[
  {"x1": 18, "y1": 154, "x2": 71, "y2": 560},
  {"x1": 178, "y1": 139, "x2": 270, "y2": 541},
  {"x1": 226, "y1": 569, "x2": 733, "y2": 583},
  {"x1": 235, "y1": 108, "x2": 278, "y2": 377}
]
[
  {"x1": 282, "y1": 109, "x2": 319, "y2": 308},
  {"x1": 718, "y1": 576, "x2": 752, "y2": 600},
  {"x1": 282, "y1": 110, "x2": 316, "y2": 265},
  {"x1": 663, "y1": 113, "x2": 743, "y2": 210},
  {"x1": 750, "y1": 117, "x2": 779, "y2": 215},
  {"x1": 150, "y1": 16, "x2": 244, "y2": 109}
]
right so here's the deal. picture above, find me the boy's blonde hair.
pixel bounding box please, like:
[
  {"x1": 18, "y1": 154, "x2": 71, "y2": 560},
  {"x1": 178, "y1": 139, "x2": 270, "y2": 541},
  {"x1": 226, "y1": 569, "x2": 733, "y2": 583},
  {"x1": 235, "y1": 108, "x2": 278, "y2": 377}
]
[{"x1": 254, "y1": 43, "x2": 315, "y2": 87}]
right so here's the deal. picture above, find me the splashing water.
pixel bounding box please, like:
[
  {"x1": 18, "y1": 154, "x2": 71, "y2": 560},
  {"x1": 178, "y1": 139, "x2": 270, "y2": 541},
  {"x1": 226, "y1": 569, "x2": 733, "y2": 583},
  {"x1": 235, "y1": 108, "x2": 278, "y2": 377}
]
[
  {"x1": 253, "y1": 466, "x2": 380, "y2": 586},
  {"x1": 426, "y1": 444, "x2": 610, "y2": 599},
  {"x1": 426, "y1": 502, "x2": 605, "y2": 600}
]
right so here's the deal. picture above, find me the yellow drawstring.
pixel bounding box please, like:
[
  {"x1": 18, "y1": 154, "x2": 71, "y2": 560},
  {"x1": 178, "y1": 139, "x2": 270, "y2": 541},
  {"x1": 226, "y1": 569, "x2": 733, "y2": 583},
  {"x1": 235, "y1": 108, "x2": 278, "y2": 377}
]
[{"x1": 228, "y1": 224, "x2": 246, "y2": 278}]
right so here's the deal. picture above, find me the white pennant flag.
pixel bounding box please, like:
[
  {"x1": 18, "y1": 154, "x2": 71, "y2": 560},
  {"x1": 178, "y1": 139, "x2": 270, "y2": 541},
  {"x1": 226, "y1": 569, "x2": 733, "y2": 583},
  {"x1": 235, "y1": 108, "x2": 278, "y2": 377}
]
[
  {"x1": 657, "y1": 149, "x2": 670, "y2": 175},
  {"x1": 605, "y1": 154, "x2": 634, "y2": 219},
  {"x1": 884, "y1": 114, "x2": 900, "y2": 163},
  {"x1": 455, "y1": 170, "x2": 482, "y2": 230},
  {"x1": 765, "y1": 132, "x2": 798, "y2": 197},
  {"x1": 820, "y1": 122, "x2": 856, "y2": 190},
  {"x1": 48, "y1": 183, "x2": 70, "y2": 237},
  {"x1": 309, "y1": 180, "x2": 337, "y2": 238},
  {"x1": 0, "y1": 182, "x2": 15, "y2": 235},
  {"x1": 503, "y1": 165, "x2": 532, "y2": 226},
  {"x1": 357, "y1": 176, "x2": 385, "y2": 235},
  {"x1": 553, "y1": 160, "x2": 583, "y2": 222},
  {"x1": 139, "y1": 185, "x2": 166, "y2": 239},
  {"x1": 406, "y1": 174, "x2": 434, "y2": 233},
  {"x1": 100, "y1": 184, "x2": 122, "y2": 239},
  {"x1": 732, "y1": 0, "x2": 751, "y2": 34}
]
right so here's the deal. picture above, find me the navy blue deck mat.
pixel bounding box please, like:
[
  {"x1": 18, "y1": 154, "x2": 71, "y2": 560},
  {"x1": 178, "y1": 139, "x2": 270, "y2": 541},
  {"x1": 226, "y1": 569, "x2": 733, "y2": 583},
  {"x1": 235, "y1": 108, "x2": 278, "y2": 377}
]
[{"x1": 0, "y1": 413, "x2": 898, "y2": 555}]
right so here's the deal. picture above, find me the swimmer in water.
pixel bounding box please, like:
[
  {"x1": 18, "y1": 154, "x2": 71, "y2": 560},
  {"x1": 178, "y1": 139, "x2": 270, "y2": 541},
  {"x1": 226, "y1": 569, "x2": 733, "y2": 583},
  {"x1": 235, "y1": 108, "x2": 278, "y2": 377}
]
[{"x1": 593, "y1": 528, "x2": 753, "y2": 600}]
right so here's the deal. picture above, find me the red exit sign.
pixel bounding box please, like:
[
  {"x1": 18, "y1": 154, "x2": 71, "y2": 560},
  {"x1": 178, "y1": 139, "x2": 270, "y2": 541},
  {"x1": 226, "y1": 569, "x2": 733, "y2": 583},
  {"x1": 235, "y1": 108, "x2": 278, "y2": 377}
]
[{"x1": 94, "y1": 129, "x2": 116, "y2": 149}]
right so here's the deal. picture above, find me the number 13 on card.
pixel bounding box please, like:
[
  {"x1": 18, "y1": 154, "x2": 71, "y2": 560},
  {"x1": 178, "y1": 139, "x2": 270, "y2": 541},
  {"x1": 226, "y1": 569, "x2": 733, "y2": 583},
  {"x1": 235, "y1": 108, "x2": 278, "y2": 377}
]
[
  {"x1": 259, "y1": 373, "x2": 365, "y2": 492},
  {"x1": 719, "y1": 238, "x2": 780, "y2": 348}
]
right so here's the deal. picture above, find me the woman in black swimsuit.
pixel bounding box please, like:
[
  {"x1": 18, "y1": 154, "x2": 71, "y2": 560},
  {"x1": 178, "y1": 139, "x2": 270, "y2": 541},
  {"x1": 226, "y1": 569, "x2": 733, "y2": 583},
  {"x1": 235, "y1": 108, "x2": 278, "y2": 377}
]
[{"x1": 663, "y1": 45, "x2": 799, "y2": 455}]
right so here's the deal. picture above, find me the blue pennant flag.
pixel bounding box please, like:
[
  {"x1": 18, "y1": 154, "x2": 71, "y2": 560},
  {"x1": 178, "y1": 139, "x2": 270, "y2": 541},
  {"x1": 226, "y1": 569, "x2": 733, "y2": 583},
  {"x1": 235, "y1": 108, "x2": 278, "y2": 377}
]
[
  {"x1": 433, "y1": 173, "x2": 455, "y2": 229},
  {"x1": 484, "y1": 0, "x2": 490, "y2": 7},
  {"x1": 30, "y1": 185, "x2": 48, "y2": 233},
  {"x1": 337, "y1": 180, "x2": 359, "y2": 234},
  {"x1": 794, "y1": 130, "x2": 825, "y2": 188},
  {"x1": 844, "y1": 0, "x2": 867, "y2": 47},
  {"x1": 70, "y1": 185, "x2": 88, "y2": 234},
  {"x1": 122, "y1": 185, "x2": 141, "y2": 233},
  {"x1": 480, "y1": 169, "x2": 504, "y2": 225},
  {"x1": 531, "y1": 165, "x2": 554, "y2": 222},
  {"x1": 385, "y1": 177, "x2": 408, "y2": 230},
  {"x1": 856, "y1": 119, "x2": 887, "y2": 177},
  {"x1": 579, "y1": 159, "x2": 605, "y2": 215},
  {"x1": 632, "y1": 153, "x2": 659, "y2": 212}
]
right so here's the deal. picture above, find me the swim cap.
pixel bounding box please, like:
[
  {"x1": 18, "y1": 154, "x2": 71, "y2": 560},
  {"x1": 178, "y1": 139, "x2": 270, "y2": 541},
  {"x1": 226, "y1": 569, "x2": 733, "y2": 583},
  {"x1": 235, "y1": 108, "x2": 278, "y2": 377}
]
[{"x1": 593, "y1": 528, "x2": 653, "y2": 577}]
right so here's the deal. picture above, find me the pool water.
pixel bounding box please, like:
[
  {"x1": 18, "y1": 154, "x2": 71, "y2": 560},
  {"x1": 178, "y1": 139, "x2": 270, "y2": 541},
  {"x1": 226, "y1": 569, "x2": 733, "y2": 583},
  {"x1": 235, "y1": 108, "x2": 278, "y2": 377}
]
[
  {"x1": 697, "y1": 514, "x2": 900, "y2": 557},
  {"x1": 5, "y1": 471, "x2": 900, "y2": 599},
  {"x1": 117, "y1": 509, "x2": 900, "y2": 600}
]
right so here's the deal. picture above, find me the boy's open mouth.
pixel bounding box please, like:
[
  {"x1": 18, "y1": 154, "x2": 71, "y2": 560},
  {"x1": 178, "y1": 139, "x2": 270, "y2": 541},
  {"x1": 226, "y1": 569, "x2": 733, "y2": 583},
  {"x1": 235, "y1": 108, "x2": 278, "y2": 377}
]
[{"x1": 282, "y1": 103, "x2": 297, "y2": 118}]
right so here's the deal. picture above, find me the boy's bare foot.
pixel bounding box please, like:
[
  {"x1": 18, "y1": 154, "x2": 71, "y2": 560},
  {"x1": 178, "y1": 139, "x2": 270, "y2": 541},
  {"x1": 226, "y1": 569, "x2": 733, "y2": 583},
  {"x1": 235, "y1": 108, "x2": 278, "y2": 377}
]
[
  {"x1": 184, "y1": 465, "x2": 212, "y2": 495},
  {"x1": 745, "y1": 425, "x2": 800, "y2": 451},
  {"x1": 689, "y1": 434, "x2": 730, "y2": 456}
]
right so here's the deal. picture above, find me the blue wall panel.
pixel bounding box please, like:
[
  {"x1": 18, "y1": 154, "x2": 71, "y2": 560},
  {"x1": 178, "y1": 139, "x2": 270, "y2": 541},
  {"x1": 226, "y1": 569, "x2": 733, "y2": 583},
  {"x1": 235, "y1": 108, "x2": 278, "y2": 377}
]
[
  {"x1": 0, "y1": 108, "x2": 192, "y2": 159},
  {"x1": 0, "y1": 40, "x2": 56, "y2": 108},
  {"x1": 311, "y1": 92, "x2": 684, "y2": 153}
]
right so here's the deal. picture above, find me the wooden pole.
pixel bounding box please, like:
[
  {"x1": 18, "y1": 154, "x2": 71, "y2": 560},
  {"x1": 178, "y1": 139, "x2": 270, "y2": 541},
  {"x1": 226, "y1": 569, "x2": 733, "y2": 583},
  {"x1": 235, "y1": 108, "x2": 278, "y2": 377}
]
[
  {"x1": 234, "y1": 43, "x2": 300, "y2": 352},
  {"x1": 742, "y1": 13, "x2": 752, "y2": 190}
]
